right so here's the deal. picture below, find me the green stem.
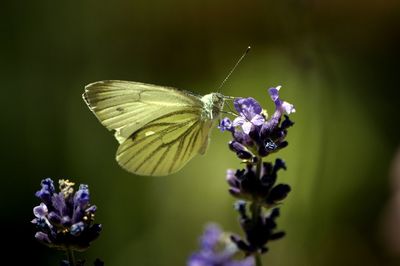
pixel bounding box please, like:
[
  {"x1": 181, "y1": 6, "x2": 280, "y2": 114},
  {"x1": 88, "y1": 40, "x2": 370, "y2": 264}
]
[
  {"x1": 66, "y1": 247, "x2": 76, "y2": 266},
  {"x1": 255, "y1": 157, "x2": 263, "y2": 178},
  {"x1": 250, "y1": 157, "x2": 263, "y2": 222},
  {"x1": 251, "y1": 157, "x2": 263, "y2": 266},
  {"x1": 255, "y1": 253, "x2": 263, "y2": 266}
]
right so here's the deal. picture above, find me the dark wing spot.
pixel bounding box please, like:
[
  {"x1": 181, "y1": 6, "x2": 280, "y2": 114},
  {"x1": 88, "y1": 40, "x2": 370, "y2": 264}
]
[{"x1": 129, "y1": 131, "x2": 138, "y2": 141}]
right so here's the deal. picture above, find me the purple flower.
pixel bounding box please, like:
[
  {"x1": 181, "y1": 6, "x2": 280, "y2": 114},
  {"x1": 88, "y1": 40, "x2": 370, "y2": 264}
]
[
  {"x1": 35, "y1": 178, "x2": 55, "y2": 206},
  {"x1": 229, "y1": 141, "x2": 254, "y2": 160},
  {"x1": 263, "y1": 86, "x2": 295, "y2": 132},
  {"x1": 226, "y1": 159, "x2": 290, "y2": 206},
  {"x1": 232, "y1": 98, "x2": 265, "y2": 134},
  {"x1": 32, "y1": 178, "x2": 102, "y2": 251},
  {"x1": 219, "y1": 86, "x2": 295, "y2": 160},
  {"x1": 188, "y1": 224, "x2": 254, "y2": 266},
  {"x1": 231, "y1": 202, "x2": 285, "y2": 254},
  {"x1": 219, "y1": 117, "x2": 234, "y2": 132},
  {"x1": 268, "y1": 86, "x2": 296, "y2": 115}
]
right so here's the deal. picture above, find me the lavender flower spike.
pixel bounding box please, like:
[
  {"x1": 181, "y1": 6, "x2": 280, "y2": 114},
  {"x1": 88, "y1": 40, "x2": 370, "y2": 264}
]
[
  {"x1": 218, "y1": 85, "x2": 296, "y2": 261},
  {"x1": 32, "y1": 178, "x2": 102, "y2": 251}
]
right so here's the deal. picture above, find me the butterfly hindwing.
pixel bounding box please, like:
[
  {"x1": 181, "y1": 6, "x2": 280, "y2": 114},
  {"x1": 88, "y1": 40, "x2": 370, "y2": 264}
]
[{"x1": 116, "y1": 111, "x2": 214, "y2": 176}]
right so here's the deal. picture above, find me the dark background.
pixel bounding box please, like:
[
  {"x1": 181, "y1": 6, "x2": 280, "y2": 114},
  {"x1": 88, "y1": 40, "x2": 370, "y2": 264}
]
[{"x1": 2, "y1": 0, "x2": 400, "y2": 265}]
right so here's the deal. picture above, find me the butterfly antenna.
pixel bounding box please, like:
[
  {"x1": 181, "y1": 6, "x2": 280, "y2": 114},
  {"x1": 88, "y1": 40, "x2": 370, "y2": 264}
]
[
  {"x1": 222, "y1": 102, "x2": 238, "y2": 116},
  {"x1": 217, "y1": 46, "x2": 251, "y2": 92}
]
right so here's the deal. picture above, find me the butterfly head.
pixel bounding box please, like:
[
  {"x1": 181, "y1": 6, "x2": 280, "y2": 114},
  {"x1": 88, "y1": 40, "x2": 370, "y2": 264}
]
[
  {"x1": 212, "y1": 92, "x2": 225, "y2": 114},
  {"x1": 201, "y1": 93, "x2": 225, "y2": 120}
]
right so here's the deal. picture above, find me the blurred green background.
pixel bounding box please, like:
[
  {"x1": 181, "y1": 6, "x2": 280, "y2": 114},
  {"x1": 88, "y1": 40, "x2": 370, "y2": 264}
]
[{"x1": 2, "y1": 0, "x2": 400, "y2": 265}]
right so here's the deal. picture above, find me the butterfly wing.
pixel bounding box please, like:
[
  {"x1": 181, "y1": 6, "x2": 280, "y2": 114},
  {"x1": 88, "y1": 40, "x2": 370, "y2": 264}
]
[
  {"x1": 83, "y1": 80, "x2": 213, "y2": 176},
  {"x1": 116, "y1": 111, "x2": 214, "y2": 176},
  {"x1": 83, "y1": 80, "x2": 202, "y2": 143}
]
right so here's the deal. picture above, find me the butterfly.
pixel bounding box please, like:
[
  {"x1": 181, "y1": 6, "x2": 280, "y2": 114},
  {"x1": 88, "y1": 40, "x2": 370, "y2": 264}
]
[{"x1": 83, "y1": 80, "x2": 226, "y2": 176}]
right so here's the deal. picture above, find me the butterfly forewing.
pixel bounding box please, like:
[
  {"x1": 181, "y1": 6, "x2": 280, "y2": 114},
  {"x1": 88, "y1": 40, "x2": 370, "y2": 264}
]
[
  {"x1": 83, "y1": 80, "x2": 219, "y2": 176},
  {"x1": 84, "y1": 80, "x2": 203, "y2": 143}
]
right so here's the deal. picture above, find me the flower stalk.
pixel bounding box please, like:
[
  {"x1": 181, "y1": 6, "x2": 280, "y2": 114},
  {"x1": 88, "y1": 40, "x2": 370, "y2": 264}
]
[
  {"x1": 66, "y1": 247, "x2": 77, "y2": 266},
  {"x1": 252, "y1": 157, "x2": 263, "y2": 266},
  {"x1": 254, "y1": 254, "x2": 262, "y2": 266}
]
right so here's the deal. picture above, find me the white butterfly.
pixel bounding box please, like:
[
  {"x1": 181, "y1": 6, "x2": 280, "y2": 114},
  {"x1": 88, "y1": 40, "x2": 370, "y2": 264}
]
[{"x1": 83, "y1": 80, "x2": 225, "y2": 176}]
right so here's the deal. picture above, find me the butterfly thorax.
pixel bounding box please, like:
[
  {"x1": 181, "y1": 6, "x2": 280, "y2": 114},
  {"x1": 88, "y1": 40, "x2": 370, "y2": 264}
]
[{"x1": 200, "y1": 93, "x2": 225, "y2": 120}]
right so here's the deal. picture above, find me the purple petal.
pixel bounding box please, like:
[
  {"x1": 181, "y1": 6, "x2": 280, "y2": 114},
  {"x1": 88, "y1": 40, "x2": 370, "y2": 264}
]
[
  {"x1": 233, "y1": 131, "x2": 253, "y2": 146},
  {"x1": 226, "y1": 169, "x2": 238, "y2": 187},
  {"x1": 229, "y1": 141, "x2": 246, "y2": 154},
  {"x1": 86, "y1": 205, "x2": 97, "y2": 214},
  {"x1": 281, "y1": 101, "x2": 296, "y2": 114},
  {"x1": 201, "y1": 224, "x2": 222, "y2": 250},
  {"x1": 188, "y1": 224, "x2": 255, "y2": 266},
  {"x1": 35, "y1": 232, "x2": 52, "y2": 244},
  {"x1": 266, "y1": 184, "x2": 291, "y2": 204},
  {"x1": 242, "y1": 122, "x2": 253, "y2": 134},
  {"x1": 48, "y1": 212, "x2": 62, "y2": 224},
  {"x1": 33, "y1": 203, "x2": 48, "y2": 218},
  {"x1": 61, "y1": 216, "x2": 72, "y2": 227},
  {"x1": 233, "y1": 98, "x2": 245, "y2": 113},
  {"x1": 228, "y1": 188, "x2": 242, "y2": 197},
  {"x1": 232, "y1": 116, "x2": 245, "y2": 127},
  {"x1": 250, "y1": 114, "x2": 265, "y2": 126},
  {"x1": 263, "y1": 85, "x2": 295, "y2": 132},
  {"x1": 35, "y1": 178, "x2": 55, "y2": 204},
  {"x1": 262, "y1": 112, "x2": 280, "y2": 133},
  {"x1": 52, "y1": 193, "x2": 66, "y2": 216},
  {"x1": 246, "y1": 98, "x2": 262, "y2": 114},
  {"x1": 188, "y1": 254, "x2": 211, "y2": 266},
  {"x1": 268, "y1": 86, "x2": 295, "y2": 115},
  {"x1": 72, "y1": 206, "x2": 84, "y2": 224},
  {"x1": 74, "y1": 184, "x2": 90, "y2": 210},
  {"x1": 219, "y1": 117, "x2": 234, "y2": 132},
  {"x1": 234, "y1": 98, "x2": 262, "y2": 115},
  {"x1": 268, "y1": 86, "x2": 280, "y2": 102}
]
